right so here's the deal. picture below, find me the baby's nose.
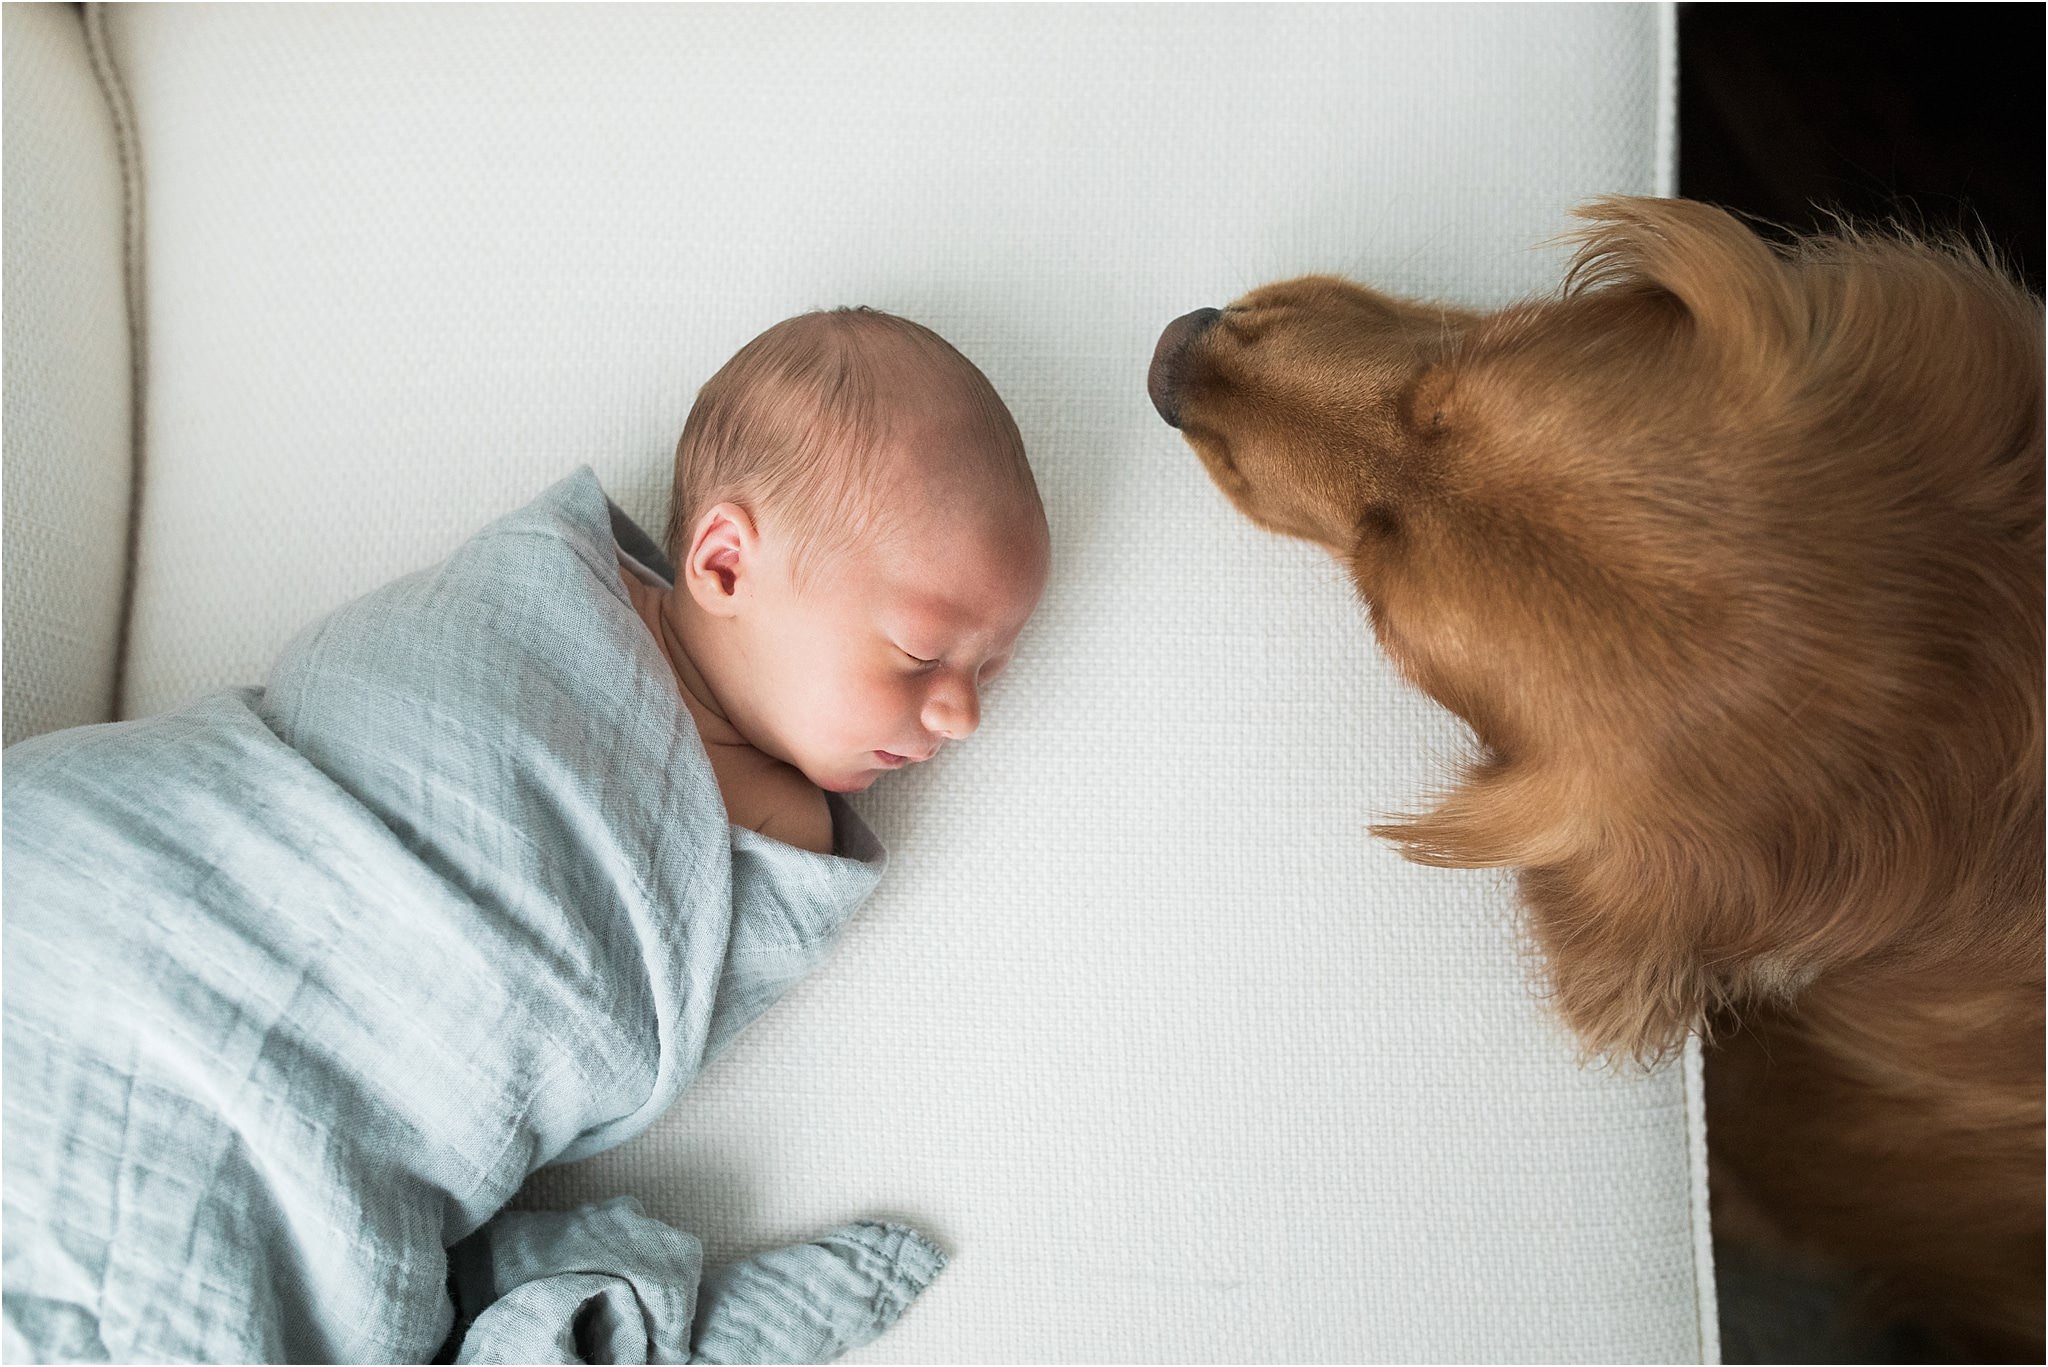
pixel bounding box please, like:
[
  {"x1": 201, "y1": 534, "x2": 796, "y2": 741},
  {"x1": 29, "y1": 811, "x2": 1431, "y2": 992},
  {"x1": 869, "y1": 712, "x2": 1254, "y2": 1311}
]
[{"x1": 922, "y1": 682, "x2": 980, "y2": 742}]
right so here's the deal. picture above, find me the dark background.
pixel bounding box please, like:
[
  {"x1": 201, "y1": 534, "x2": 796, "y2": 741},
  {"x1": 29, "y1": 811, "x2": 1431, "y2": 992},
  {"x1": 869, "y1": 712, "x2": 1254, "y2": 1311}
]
[
  {"x1": 1679, "y1": 3, "x2": 2043, "y2": 295},
  {"x1": 1681, "y1": 6, "x2": 2040, "y2": 1360}
]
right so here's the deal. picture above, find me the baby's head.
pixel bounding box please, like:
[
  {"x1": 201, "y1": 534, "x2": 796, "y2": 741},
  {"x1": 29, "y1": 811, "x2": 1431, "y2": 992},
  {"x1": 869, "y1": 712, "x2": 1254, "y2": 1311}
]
[{"x1": 665, "y1": 308, "x2": 1050, "y2": 794}]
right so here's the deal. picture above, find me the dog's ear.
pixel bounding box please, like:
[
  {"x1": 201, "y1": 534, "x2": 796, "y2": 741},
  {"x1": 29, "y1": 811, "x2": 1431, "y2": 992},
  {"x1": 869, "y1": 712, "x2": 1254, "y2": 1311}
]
[{"x1": 1561, "y1": 197, "x2": 1808, "y2": 382}]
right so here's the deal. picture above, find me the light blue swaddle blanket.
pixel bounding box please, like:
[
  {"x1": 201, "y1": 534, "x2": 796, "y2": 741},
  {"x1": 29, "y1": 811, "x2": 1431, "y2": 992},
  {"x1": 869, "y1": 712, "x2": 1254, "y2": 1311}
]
[{"x1": 2, "y1": 469, "x2": 944, "y2": 1363}]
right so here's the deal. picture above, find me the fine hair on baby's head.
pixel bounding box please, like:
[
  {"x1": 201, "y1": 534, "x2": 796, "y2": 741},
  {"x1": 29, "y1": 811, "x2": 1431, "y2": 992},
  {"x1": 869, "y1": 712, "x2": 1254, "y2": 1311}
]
[{"x1": 666, "y1": 307, "x2": 1039, "y2": 588}]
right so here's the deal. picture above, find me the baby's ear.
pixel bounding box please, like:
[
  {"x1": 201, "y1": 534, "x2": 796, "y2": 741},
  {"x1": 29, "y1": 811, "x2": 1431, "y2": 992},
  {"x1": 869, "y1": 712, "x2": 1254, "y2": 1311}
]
[{"x1": 682, "y1": 502, "x2": 759, "y2": 614}]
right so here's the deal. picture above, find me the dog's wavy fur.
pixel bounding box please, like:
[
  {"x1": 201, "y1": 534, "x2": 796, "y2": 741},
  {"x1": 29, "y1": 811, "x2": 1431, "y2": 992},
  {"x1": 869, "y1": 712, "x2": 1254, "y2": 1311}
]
[{"x1": 1159, "y1": 197, "x2": 2043, "y2": 1358}]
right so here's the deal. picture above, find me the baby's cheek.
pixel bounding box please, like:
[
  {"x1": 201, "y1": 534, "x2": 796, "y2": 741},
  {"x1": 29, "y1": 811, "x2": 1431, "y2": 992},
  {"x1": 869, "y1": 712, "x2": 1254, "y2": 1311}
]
[
  {"x1": 867, "y1": 676, "x2": 925, "y2": 744},
  {"x1": 818, "y1": 671, "x2": 898, "y2": 746}
]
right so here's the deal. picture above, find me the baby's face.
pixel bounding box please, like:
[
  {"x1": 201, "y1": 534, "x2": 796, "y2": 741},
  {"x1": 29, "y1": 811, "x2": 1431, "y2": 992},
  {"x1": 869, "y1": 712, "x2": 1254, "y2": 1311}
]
[{"x1": 729, "y1": 474, "x2": 1049, "y2": 795}]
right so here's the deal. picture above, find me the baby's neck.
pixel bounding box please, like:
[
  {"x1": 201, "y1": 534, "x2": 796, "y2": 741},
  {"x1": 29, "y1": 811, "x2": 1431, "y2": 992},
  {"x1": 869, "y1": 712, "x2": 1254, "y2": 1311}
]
[
  {"x1": 617, "y1": 557, "x2": 834, "y2": 854},
  {"x1": 618, "y1": 563, "x2": 747, "y2": 752}
]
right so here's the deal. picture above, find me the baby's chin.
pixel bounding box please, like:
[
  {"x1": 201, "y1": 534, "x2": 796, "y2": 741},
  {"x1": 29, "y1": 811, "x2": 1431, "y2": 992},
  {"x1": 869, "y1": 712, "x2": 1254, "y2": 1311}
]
[
  {"x1": 771, "y1": 742, "x2": 883, "y2": 794},
  {"x1": 810, "y1": 761, "x2": 888, "y2": 795},
  {"x1": 803, "y1": 750, "x2": 922, "y2": 795}
]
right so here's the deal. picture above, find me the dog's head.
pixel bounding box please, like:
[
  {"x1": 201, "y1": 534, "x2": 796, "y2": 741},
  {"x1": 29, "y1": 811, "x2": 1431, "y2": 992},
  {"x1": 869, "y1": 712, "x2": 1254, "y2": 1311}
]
[
  {"x1": 1152, "y1": 198, "x2": 2045, "y2": 1060},
  {"x1": 1146, "y1": 277, "x2": 1475, "y2": 555}
]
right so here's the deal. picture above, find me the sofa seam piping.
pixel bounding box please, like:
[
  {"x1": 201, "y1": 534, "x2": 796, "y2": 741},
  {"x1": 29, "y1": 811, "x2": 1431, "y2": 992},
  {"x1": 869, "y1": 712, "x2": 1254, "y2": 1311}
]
[
  {"x1": 1660, "y1": 9, "x2": 1710, "y2": 1356},
  {"x1": 1684, "y1": 1030, "x2": 1722, "y2": 1364},
  {"x1": 1655, "y1": 0, "x2": 1679, "y2": 199},
  {"x1": 81, "y1": 0, "x2": 146, "y2": 722}
]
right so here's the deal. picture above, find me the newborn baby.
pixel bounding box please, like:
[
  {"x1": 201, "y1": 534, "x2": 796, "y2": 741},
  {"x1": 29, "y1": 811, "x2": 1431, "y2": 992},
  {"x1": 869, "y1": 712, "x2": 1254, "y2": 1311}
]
[
  {"x1": 628, "y1": 306, "x2": 1050, "y2": 852},
  {"x1": 2, "y1": 307, "x2": 1048, "y2": 1364}
]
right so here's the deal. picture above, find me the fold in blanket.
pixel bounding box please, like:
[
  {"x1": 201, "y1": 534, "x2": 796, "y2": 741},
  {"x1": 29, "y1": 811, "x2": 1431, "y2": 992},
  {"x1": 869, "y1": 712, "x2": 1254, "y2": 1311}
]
[{"x1": 2, "y1": 469, "x2": 942, "y2": 1363}]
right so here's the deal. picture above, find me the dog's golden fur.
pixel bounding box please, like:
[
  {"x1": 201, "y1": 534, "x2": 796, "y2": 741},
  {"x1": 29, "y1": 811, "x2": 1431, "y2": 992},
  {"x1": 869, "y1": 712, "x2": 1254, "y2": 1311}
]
[{"x1": 1155, "y1": 197, "x2": 2043, "y2": 1358}]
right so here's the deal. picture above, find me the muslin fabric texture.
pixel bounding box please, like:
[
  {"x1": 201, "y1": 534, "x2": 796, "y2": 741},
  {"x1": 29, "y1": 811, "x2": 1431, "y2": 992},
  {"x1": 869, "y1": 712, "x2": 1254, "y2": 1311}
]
[
  {"x1": 1, "y1": 470, "x2": 939, "y2": 1362},
  {"x1": 449, "y1": 1199, "x2": 947, "y2": 1365}
]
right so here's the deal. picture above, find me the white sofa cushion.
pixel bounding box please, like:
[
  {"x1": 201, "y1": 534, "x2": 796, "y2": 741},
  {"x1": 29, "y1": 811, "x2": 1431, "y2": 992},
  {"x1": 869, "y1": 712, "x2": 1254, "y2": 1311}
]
[
  {"x1": 2, "y1": 2, "x2": 135, "y2": 747},
  {"x1": 99, "y1": 4, "x2": 1711, "y2": 1360}
]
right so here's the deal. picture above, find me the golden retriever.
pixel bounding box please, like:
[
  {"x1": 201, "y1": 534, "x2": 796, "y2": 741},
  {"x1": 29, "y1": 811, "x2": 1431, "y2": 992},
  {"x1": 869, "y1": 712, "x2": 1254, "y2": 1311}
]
[{"x1": 1148, "y1": 197, "x2": 2043, "y2": 1360}]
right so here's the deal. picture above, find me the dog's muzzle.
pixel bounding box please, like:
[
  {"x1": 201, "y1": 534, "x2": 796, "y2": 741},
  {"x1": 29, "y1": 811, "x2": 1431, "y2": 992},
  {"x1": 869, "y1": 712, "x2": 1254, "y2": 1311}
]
[{"x1": 1147, "y1": 307, "x2": 1221, "y2": 429}]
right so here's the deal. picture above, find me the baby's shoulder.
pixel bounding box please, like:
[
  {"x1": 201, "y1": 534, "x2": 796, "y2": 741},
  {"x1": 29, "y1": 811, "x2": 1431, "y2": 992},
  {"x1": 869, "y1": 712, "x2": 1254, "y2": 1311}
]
[
  {"x1": 754, "y1": 765, "x2": 835, "y2": 857},
  {"x1": 711, "y1": 745, "x2": 834, "y2": 857}
]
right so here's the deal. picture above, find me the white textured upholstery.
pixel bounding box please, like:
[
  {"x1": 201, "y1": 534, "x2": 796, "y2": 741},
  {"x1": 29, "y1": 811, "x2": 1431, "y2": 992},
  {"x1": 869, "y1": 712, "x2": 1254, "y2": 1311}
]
[
  {"x1": 85, "y1": 4, "x2": 1710, "y2": 1360},
  {"x1": 2, "y1": 2, "x2": 135, "y2": 747}
]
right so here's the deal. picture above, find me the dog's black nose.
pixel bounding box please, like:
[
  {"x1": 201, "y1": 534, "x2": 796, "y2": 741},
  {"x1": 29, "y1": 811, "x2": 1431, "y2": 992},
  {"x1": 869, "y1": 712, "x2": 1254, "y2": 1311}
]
[{"x1": 1148, "y1": 307, "x2": 1221, "y2": 428}]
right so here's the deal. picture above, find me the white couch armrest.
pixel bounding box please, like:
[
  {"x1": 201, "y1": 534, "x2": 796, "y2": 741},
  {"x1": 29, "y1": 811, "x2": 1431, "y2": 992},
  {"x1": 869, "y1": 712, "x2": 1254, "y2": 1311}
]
[{"x1": 2, "y1": 1, "x2": 136, "y2": 747}]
